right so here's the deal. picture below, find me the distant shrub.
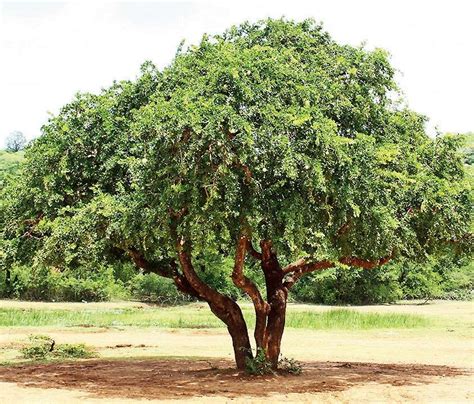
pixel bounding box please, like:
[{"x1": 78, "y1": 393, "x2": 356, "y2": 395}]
[
  {"x1": 53, "y1": 343, "x2": 96, "y2": 359},
  {"x1": 438, "y1": 261, "x2": 474, "y2": 300},
  {"x1": 20, "y1": 334, "x2": 96, "y2": 360},
  {"x1": 20, "y1": 335, "x2": 54, "y2": 360},
  {"x1": 129, "y1": 273, "x2": 192, "y2": 304},
  {"x1": 290, "y1": 266, "x2": 402, "y2": 305},
  {"x1": 1, "y1": 265, "x2": 129, "y2": 302},
  {"x1": 399, "y1": 262, "x2": 443, "y2": 300}
]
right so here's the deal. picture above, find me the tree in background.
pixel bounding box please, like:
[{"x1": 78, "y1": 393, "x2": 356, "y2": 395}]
[
  {"x1": 1, "y1": 19, "x2": 472, "y2": 370},
  {"x1": 5, "y1": 131, "x2": 27, "y2": 152}
]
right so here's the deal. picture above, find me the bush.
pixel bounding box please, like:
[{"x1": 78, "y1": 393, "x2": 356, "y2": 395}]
[
  {"x1": 244, "y1": 349, "x2": 302, "y2": 375},
  {"x1": 20, "y1": 334, "x2": 96, "y2": 360},
  {"x1": 129, "y1": 273, "x2": 192, "y2": 304},
  {"x1": 290, "y1": 266, "x2": 402, "y2": 305},
  {"x1": 0, "y1": 264, "x2": 129, "y2": 302},
  {"x1": 53, "y1": 343, "x2": 96, "y2": 359},
  {"x1": 20, "y1": 335, "x2": 54, "y2": 360},
  {"x1": 6, "y1": 265, "x2": 61, "y2": 301},
  {"x1": 438, "y1": 261, "x2": 474, "y2": 300},
  {"x1": 399, "y1": 262, "x2": 443, "y2": 300},
  {"x1": 244, "y1": 349, "x2": 274, "y2": 375},
  {"x1": 279, "y1": 356, "x2": 302, "y2": 375}
]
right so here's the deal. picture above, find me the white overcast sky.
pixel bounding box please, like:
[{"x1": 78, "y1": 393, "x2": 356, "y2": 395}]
[{"x1": 1, "y1": 0, "x2": 473, "y2": 146}]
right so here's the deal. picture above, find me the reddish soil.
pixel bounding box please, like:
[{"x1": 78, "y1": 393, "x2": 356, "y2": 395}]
[{"x1": 0, "y1": 359, "x2": 467, "y2": 400}]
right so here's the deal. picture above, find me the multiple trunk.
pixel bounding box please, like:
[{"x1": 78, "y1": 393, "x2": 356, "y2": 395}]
[{"x1": 127, "y1": 234, "x2": 393, "y2": 370}]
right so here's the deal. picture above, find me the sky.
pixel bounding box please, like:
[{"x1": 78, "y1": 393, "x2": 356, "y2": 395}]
[{"x1": 1, "y1": 0, "x2": 473, "y2": 147}]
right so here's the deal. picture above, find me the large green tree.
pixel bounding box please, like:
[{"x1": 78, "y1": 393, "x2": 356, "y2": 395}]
[{"x1": 1, "y1": 19, "x2": 471, "y2": 369}]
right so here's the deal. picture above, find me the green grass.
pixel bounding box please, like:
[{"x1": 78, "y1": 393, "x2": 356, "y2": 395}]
[
  {"x1": 0, "y1": 150, "x2": 24, "y2": 182},
  {"x1": 0, "y1": 305, "x2": 431, "y2": 330},
  {"x1": 285, "y1": 309, "x2": 430, "y2": 329}
]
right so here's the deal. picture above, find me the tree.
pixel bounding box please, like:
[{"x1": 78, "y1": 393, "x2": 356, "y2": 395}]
[
  {"x1": 5, "y1": 131, "x2": 26, "y2": 152},
  {"x1": 0, "y1": 19, "x2": 472, "y2": 370}
]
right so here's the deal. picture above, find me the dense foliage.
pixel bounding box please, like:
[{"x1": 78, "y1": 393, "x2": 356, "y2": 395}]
[{"x1": 1, "y1": 20, "x2": 471, "y2": 303}]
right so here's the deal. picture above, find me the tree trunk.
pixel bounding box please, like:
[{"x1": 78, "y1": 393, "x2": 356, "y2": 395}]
[
  {"x1": 207, "y1": 298, "x2": 253, "y2": 369},
  {"x1": 5, "y1": 268, "x2": 11, "y2": 297},
  {"x1": 261, "y1": 241, "x2": 288, "y2": 369},
  {"x1": 176, "y1": 242, "x2": 253, "y2": 370},
  {"x1": 265, "y1": 287, "x2": 287, "y2": 368}
]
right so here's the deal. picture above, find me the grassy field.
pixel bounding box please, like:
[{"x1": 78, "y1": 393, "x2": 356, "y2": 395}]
[{"x1": 0, "y1": 304, "x2": 431, "y2": 330}]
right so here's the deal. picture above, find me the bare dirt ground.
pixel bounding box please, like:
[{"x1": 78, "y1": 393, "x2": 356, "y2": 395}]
[
  {"x1": 0, "y1": 358, "x2": 471, "y2": 403},
  {"x1": 0, "y1": 300, "x2": 472, "y2": 403}
]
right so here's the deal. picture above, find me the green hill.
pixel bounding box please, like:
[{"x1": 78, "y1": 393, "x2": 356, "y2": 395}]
[{"x1": 0, "y1": 150, "x2": 24, "y2": 185}]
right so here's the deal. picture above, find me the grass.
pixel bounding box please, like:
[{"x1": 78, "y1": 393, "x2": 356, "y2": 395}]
[
  {"x1": 0, "y1": 304, "x2": 431, "y2": 330},
  {"x1": 285, "y1": 309, "x2": 430, "y2": 329},
  {"x1": 0, "y1": 150, "x2": 24, "y2": 182}
]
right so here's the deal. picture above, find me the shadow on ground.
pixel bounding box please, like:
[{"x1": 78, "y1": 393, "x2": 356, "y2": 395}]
[{"x1": 0, "y1": 359, "x2": 468, "y2": 400}]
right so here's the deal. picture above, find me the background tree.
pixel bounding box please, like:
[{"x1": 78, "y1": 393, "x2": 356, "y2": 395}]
[
  {"x1": 1, "y1": 19, "x2": 471, "y2": 370},
  {"x1": 5, "y1": 131, "x2": 27, "y2": 152}
]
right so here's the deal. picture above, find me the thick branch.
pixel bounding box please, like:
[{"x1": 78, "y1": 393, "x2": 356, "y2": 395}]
[
  {"x1": 175, "y1": 235, "x2": 253, "y2": 368},
  {"x1": 339, "y1": 251, "x2": 394, "y2": 269},
  {"x1": 176, "y1": 238, "x2": 226, "y2": 303},
  {"x1": 246, "y1": 239, "x2": 262, "y2": 260},
  {"x1": 126, "y1": 246, "x2": 201, "y2": 300},
  {"x1": 127, "y1": 247, "x2": 175, "y2": 278},
  {"x1": 283, "y1": 260, "x2": 335, "y2": 289},
  {"x1": 260, "y1": 240, "x2": 274, "y2": 262},
  {"x1": 232, "y1": 235, "x2": 269, "y2": 348},
  {"x1": 283, "y1": 251, "x2": 395, "y2": 289}
]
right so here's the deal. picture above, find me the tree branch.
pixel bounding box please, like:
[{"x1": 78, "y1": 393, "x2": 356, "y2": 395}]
[
  {"x1": 232, "y1": 234, "x2": 269, "y2": 348},
  {"x1": 246, "y1": 238, "x2": 263, "y2": 260},
  {"x1": 127, "y1": 247, "x2": 175, "y2": 278},
  {"x1": 126, "y1": 246, "x2": 202, "y2": 300},
  {"x1": 283, "y1": 260, "x2": 335, "y2": 289},
  {"x1": 339, "y1": 251, "x2": 394, "y2": 269},
  {"x1": 260, "y1": 240, "x2": 274, "y2": 262},
  {"x1": 283, "y1": 251, "x2": 395, "y2": 289},
  {"x1": 176, "y1": 237, "x2": 230, "y2": 304}
]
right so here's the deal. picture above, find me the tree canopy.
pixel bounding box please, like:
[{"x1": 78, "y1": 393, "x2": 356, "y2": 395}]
[{"x1": 1, "y1": 19, "x2": 472, "y2": 370}]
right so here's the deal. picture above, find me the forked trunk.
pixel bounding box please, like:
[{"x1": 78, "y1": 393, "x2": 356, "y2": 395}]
[{"x1": 261, "y1": 243, "x2": 288, "y2": 369}]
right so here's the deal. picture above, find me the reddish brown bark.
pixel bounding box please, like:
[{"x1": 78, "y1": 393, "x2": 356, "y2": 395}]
[
  {"x1": 259, "y1": 240, "x2": 288, "y2": 368},
  {"x1": 176, "y1": 237, "x2": 253, "y2": 370},
  {"x1": 232, "y1": 235, "x2": 269, "y2": 349}
]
